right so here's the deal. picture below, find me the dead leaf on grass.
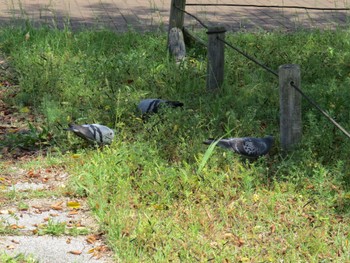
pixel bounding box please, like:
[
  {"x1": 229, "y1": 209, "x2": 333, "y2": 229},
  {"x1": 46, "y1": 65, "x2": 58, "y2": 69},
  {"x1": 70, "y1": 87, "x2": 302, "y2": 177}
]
[
  {"x1": 51, "y1": 201, "x2": 64, "y2": 210},
  {"x1": 6, "y1": 245, "x2": 15, "y2": 250},
  {"x1": 68, "y1": 210, "x2": 79, "y2": 215},
  {"x1": 27, "y1": 170, "x2": 40, "y2": 178},
  {"x1": 67, "y1": 201, "x2": 81, "y2": 209},
  {"x1": 86, "y1": 234, "x2": 97, "y2": 244},
  {"x1": 10, "y1": 224, "x2": 25, "y2": 229},
  {"x1": 270, "y1": 224, "x2": 276, "y2": 233},
  {"x1": 68, "y1": 250, "x2": 82, "y2": 255}
]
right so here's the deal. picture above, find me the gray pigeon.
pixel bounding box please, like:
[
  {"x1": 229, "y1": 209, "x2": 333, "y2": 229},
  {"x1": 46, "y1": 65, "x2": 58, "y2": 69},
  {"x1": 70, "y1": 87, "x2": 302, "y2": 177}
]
[
  {"x1": 204, "y1": 135, "x2": 274, "y2": 158},
  {"x1": 64, "y1": 124, "x2": 115, "y2": 145},
  {"x1": 137, "y1": 99, "x2": 184, "y2": 115}
]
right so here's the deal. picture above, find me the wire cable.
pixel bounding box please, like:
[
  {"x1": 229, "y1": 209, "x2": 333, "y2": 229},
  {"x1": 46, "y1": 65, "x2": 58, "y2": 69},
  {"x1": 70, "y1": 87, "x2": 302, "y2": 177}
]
[
  {"x1": 290, "y1": 82, "x2": 350, "y2": 139},
  {"x1": 174, "y1": 5, "x2": 208, "y2": 29},
  {"x1": 186, "y1": 3, "x2": 350, "y2": 11},
  {"x1": 217, "y1": 37, "x2": 278, "y2": 77}
]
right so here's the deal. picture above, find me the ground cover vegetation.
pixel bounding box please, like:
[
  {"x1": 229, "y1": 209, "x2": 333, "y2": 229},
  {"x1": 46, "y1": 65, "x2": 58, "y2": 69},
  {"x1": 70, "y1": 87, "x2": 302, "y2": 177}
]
[{"x1": 1, "y1": 25, "x2": 350, "y2": 262}]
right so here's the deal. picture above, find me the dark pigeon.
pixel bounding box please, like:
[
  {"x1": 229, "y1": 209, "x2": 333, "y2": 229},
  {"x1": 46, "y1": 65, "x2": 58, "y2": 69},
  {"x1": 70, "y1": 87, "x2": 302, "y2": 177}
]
[
  {"x1": 204, "y1": 135, "x2": 274, "y2": 158},
  {"x1": 137, "y1": 99, "x2": 184, "y2": 115},
  {"x1": 64, "y1": 124, "x2": 114, "y2": 145}
]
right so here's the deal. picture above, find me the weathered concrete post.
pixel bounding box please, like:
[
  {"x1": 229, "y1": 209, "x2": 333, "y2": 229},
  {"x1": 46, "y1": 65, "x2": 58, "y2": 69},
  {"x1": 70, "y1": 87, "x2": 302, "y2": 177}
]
[
  {"x1": 206, "y1": 26, "x2": 226, "y2": 91},
  {"x1": 279, "y1": 64, "x2": 302, "y2": 151},
  {"x1": 168, "y1": 27, "x2": 186, "y2": 63}
]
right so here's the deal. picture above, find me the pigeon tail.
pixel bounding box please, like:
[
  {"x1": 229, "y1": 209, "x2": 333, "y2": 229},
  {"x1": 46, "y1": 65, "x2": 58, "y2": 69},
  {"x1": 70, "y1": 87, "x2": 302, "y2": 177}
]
[
  {"x1": 203, "y1": 138, "x2": 216, "y2": 145},
  {"x1": 138, "y1": 98, "x2": 184, "y2": 115},
  {"x1": 165, "y1": 101, "x2": 184, "y2": 108}
]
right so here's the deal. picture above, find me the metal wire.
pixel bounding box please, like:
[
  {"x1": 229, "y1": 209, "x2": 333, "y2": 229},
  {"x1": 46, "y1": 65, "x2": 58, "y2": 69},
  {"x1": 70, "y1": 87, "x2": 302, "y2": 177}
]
[
  {"x1": 186, "y1": 3, "x2": 350, "y2": 11},
  {"x1": 217, "y1": 37, "x2": 278, "y2": 77},
  {"x1": 290, "y1": 82, "x2": 350, "y2": 139},
  {"x1": 174, "y1": 5, "x2": 208, "y2": 29},
  {"x1": 172, "y1": 7, "x2": 350, "y2": 140}
]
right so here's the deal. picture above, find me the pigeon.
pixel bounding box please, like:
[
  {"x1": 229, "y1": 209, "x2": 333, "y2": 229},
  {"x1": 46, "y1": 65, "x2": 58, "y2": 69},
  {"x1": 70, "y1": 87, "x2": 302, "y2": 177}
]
[
  {"x1": 64, "y1": 124, "x2": 115, "y2": 145},
  {"x1": 203, "y1": 135, "x2": 274, "y2": 158},
  {"x1": 137, "y1": 99, "x2": 184, "y2": 115}
]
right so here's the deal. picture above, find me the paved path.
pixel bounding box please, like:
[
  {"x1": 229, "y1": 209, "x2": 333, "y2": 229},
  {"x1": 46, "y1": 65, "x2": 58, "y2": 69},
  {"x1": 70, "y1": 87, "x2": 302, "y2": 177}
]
[{"x1": 0, "y1": 0, "x2": 349, "y2": 31}]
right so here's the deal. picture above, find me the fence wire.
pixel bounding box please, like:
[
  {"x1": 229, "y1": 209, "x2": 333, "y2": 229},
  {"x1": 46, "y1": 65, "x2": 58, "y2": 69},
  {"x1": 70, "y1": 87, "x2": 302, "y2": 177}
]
[
  {"x1": 217, "y1": 37, "x2": 278, "y2": 77},
  {"x1": 174, "y1": 5, "x2": 208, "y2": 29},
  {"x1": 172, "y1": 6, "x2": 350, "y2": 139},
  {"x1": 290, "y1": 82, "x2": 350, "y2": 139},
  {"x1": 185, "y1": 3, "x2": 350, "y2": 11}
]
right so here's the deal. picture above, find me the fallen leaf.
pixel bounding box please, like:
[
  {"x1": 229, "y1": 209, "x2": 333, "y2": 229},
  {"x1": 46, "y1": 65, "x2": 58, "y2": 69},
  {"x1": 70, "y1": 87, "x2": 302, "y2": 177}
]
[
  {"x1": 42, "y1": 177, "x2": 49, "y2": 182},
  {"x1": 72, "y1": 154, "x2": 81, "y2": 159},
  {"x1": 25, "y1": 32, "x2": 30, "y2": 41},
  {"x1": 10, "y1": 224, "x2": 25, "y2": 229},
  {"x1": 270, "y1": 224, "x2": 276, "y2": 233},
  {"x1": 68, "y1": 250, "x2": 82, "y2": 255},
  {"x1": 51, "y1": 201, "x2": 64, "y2": 210},
  {"x1": 6, "y1": 245, "x2": 15, "y2": 250},
  {"x1": 19, "y1": 106, "x2": 30, "y2": 113},
  {"x1": 11, "y1": 239, "x2": 20, "y2": 244},
  {"x1": 68, "y1": 210, "x2": 79, "y2": 215},
  {"x1": 87, "y1": 248, "x2": 95, "y2": 254},
  {"x1": 86, "y1": 235, "x2": 97, "y2": 244},
  {"x1": 237, "y1": 238, "x2": 245, "y2": 247},
  {"x1": 66, "y1": 238, "x2": 71, "y2": 244},
  {"x1": 67, "y1": 201, "x2": 81, "y2": 209},
  {"x1": 27, "y1": 170, "x2": 40, "y2": 178}
]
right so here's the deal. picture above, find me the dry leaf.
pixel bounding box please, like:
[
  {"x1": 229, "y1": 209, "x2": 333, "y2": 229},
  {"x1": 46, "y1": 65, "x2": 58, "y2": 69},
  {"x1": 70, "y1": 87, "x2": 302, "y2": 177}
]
[
  {"x1": 27, "y1": 170, "x2": 40, "y2": 178},
  {"x1": 87, "y1": 248, "x2": 95, "y2": 254},
  {"x1": 68, "y1": 250, "x2": 82, "y2": 255},
  {"x1": 10, "y1": 224, "x2": 25, "y2": 229},
  {"x1": 6, "y1": 245, "x2": 15, "y2": 250},
  {"x1": 270, "y1": 224, "x2": 276, "y2": 233},
  {"x1": 25, "y1": 32, "x2": 30, "y2": 41},
  {"x1": 20, "y1": 106, "x2": 30, "y2": 113},
  {"x1": 86, "y1": 235, "x2": 97, "y2": 244},
  {"x1": 67, "y1": 201, "x2": 81, "y2": 209},
  {"x1": 51, "y1": 201, "x2": 64, "y2": 210},
  {"x1": 237, "y1": 238, "x2": 245, "y2": 247},
  {"x1": 66, "y1": 238, "x2": 71, "y2": 244},
  {"x1": 68, "y1": 210, "x2": 79, "y2": 215}
]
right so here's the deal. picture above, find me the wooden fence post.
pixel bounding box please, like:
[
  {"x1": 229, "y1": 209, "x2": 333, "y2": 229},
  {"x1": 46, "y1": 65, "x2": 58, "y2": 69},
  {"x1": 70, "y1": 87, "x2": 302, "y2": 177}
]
[
  {"x1": 206, "y1": 26, "x2": 226, "y2": 91},
  {"x1": 279, "y1": 64, "x2": 302, "y2": 151},
  {"x1": 168, "y1": 0, "x2": 186, "y2": 33}
]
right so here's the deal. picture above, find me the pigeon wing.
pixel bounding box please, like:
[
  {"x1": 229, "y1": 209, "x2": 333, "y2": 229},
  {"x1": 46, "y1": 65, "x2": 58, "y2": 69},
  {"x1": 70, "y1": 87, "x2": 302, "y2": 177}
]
[
  {"x1": 67, "y1": 124, "x2": 96, "y2": 142},
  {"x1": 240, "y1": 138, "x2": 270, "y2": 157}
]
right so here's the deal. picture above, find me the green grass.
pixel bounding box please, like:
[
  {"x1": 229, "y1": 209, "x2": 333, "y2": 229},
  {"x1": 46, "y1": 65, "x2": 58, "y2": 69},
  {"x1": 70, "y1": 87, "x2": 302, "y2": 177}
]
[
  {"x1": 1, "y1": 25, "x2": 350, "y2": 261},
  {"x1": 0, "y1": 253, "x2": 38, "y2": 263}
]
